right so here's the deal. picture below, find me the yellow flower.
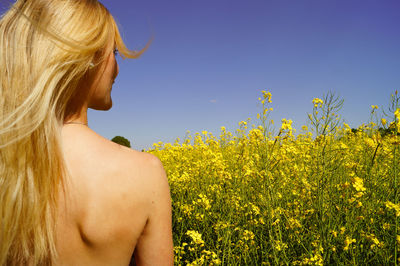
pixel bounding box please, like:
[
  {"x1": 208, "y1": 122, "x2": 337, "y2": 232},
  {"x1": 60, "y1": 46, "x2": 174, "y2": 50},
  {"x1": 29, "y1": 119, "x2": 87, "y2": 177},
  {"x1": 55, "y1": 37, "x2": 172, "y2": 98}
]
[
  {"x1": 281, "y1": 118, "x2": 293, "y2": 131},
  {"x1": 395, "y1": 108, "x2": 400, "y2": 120},
  {"x1": 271, "y1": 219, "x2": 280, "y2": 226},
  {"x1": 242, "y1": 230, "x2": 255, "y2": 241},
  {"x1": 312, "y1": 98, "x2": 324, "y2": 108},
  {"x1": 352, "y1": 177, "x2": 366, "y2": 192},
  {"x1": 382, "y1": 223, "x2": 390, "y2": 230},
  {"x1": 344, "y1": 236, "x2": 356, "y2": 251},
  {"x1": 262, "y1": 91, "x2": 272, "y2": 103},
  {"x1": 385, "y1": 201, "x2": 400, "y2": 216},
  {"x1": 195, "y1": 194, "x2": 212, "y2": 210},
  {"x1": 186, "y1": 230, "x2": 205, "y2": 246},
  {"x1": 343, "y1": 122, "x2": 351, "y2": 131},
  {"x1": 365, "y1": 233, "x2": 383, "y2": 249},
  {"x1": 273, "y1": 240, "x2": 287, "y2": 251}
]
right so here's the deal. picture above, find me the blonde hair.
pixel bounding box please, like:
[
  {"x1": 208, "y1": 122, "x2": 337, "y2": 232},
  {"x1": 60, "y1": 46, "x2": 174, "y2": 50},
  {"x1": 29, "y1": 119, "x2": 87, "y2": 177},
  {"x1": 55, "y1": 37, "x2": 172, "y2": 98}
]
[{"x1": 0, "y1": 0, "x2": 149, "y2": 264}]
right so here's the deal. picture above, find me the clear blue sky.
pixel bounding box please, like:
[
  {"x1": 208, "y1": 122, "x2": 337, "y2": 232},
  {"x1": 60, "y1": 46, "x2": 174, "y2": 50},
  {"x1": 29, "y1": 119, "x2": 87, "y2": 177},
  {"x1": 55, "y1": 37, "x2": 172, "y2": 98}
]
[{"x1": 2, "y1": 0, "x2": 400, "y2": 150}]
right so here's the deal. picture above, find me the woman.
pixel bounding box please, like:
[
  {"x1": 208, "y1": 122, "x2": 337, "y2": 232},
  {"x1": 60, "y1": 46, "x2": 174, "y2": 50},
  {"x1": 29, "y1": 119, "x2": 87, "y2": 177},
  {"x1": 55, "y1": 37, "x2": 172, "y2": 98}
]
[{"x1": 0, "y1": 0, "x2": 173, "y2": 265}]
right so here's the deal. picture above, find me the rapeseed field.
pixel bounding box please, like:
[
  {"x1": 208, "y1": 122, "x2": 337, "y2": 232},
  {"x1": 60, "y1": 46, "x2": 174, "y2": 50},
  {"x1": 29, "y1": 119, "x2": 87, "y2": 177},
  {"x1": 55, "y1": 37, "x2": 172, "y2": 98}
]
[{"x1": 149, "y1": 90, "x2": 400, "y2": 265}]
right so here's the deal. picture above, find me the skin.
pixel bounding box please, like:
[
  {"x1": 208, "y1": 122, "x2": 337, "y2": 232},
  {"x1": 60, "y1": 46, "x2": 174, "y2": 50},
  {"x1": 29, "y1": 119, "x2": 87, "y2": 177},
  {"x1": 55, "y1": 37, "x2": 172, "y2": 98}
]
[{"x1": 56, "y1": 40, "x2": 173, "y2": 265}]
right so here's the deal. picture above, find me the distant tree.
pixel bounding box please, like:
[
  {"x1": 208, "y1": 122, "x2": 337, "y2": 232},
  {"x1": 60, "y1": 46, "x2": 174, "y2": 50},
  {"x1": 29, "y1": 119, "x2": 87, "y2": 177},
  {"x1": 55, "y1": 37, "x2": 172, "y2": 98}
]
[
  {"x1": 111, "y1": 136, "x2": 131, "y2": 148},
  {"x1": 378, "y1": 127, "x2": 392, "y2": 137},
  {"x1": 351, "y1": 128, "x2": 359, "y2": 134}
]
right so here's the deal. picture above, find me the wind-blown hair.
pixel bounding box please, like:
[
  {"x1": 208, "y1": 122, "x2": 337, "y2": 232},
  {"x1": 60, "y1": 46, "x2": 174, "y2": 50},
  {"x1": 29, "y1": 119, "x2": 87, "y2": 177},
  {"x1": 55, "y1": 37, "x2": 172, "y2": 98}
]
[{"x1": 0, "y1": 0, "x2": 149, "y2": 264}]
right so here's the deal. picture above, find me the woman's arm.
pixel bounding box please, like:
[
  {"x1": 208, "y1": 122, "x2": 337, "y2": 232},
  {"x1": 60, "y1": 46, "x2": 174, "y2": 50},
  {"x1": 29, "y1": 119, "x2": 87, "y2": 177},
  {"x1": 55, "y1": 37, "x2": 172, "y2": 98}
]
[{"x1": 133, "y1": 155, "x2": 173, "y2": 266}]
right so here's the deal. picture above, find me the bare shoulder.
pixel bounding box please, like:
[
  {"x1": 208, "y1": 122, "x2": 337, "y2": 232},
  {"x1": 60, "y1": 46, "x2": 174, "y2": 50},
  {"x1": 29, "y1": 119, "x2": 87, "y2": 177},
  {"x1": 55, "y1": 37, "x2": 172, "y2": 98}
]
[
  {"x1": 119, "y1": 144, "x2": 165, "y2": 173},
  {"x1": 61, "y1": 126, "x2": 170, "y2": 251},
  {"x1": 108, "y1": 139, "x2": 168, "y2": 190},
  {"x1": 70, "y1": 127, "x2": 167, "y2": 202},
  {"x1": 62, "y1": 125, "x2": 163, "y2": 176},
  {"x1": 119, "y1": 146, "x2": 170, "y2": 213},
  {"x1": 59, "y1": 126, "x2": 173, "y2": 264}
]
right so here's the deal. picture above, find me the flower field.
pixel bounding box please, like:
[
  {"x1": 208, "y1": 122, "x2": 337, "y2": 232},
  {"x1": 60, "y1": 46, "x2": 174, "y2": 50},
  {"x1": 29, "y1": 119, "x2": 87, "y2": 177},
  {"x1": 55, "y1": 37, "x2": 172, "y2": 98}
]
[{"x1": 148, "y1": 91, "x2": 400, "y2": 265}]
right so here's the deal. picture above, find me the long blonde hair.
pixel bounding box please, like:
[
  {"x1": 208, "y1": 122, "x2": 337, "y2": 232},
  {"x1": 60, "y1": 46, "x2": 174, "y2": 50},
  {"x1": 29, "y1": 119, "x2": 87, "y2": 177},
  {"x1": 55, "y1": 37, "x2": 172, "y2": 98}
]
[{"x1": 0, "y1": 0, "x2": 149, "y2": 264}]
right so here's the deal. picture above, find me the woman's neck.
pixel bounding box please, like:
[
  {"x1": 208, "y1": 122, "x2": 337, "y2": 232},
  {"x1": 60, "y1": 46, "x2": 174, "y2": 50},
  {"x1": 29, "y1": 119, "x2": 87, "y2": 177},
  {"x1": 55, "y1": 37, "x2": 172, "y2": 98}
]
[{"x1": 64, "y1": 106, "x2": 88, "y2": 125}]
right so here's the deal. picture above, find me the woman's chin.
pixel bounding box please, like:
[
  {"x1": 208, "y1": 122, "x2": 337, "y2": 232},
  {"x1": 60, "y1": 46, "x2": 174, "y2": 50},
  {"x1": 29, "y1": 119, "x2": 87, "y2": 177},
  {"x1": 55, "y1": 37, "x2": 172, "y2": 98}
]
[{"x1": 89, "y1": 99, "x2": 113, "y2": 111}]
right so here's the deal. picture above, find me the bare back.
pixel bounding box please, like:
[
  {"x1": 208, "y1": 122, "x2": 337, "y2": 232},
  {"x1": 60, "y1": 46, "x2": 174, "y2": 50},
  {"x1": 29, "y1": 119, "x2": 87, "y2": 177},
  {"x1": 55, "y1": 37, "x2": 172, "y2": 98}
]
[{"x1": 56, "y1": 125, "x2": 173, "y2": 265}]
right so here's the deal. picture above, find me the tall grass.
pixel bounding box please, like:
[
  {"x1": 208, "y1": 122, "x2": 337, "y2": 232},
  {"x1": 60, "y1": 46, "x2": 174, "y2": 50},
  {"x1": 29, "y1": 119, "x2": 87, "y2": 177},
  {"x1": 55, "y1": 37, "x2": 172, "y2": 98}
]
[{"x1": 149, "y1": 90, "x2": 400, "y2": 265}]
